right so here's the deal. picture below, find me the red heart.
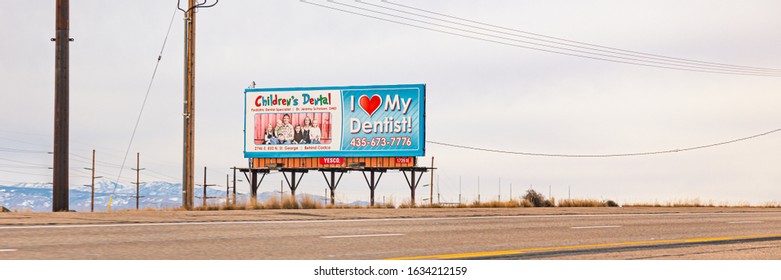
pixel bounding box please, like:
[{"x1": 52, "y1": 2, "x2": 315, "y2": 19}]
[{"x1": 358, "y1": 95, "x2": 382, "y2": 116}]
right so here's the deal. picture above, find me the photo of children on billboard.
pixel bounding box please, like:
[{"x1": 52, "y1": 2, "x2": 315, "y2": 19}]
[{"x1": 254, "y1": 112, "x2": 332, "y2": 145}]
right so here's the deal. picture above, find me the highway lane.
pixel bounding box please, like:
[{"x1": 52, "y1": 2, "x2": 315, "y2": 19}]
[{"x1": 0, "y1": 210, "x2": 780, "y2": 259}]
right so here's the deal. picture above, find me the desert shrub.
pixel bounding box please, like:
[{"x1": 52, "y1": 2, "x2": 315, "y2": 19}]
[{"x1": 524, "y1": 189, "x2": 553, "y2": 207}]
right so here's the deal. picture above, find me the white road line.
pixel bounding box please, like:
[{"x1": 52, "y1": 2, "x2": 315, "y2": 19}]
[
  {"x1": 0, "y1": 211, "x2": 775, "y2": 230},
  {"x1": 727, "y1": 221, "x2": 763, "y2": 224},
  {"x1": 321, "y1": 233, "x2": 405, "y2": 239},
  {"x1": 571, "y1": 225, "x2": 622, "y2": 229},
  {"x1": 0, "y1": 249, "x2": 18, "y2": 252}
]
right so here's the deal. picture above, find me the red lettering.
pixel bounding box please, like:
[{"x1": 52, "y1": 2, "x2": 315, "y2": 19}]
[
  {"x1": 319, "y1": 158, "x2": 344, "y2": 165},
  {"x1": 255, "y1": 96, "x2": 263, "y2": 107}
]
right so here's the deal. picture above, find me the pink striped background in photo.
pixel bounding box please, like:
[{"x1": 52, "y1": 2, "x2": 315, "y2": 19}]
[{"x1": 253, "y1": 112, "x2": 332, "y2": 144}]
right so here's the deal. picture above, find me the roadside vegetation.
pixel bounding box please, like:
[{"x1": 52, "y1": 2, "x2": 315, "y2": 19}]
[{"x1": 172, "y1": 189, "x2": 780, "y2": 211}]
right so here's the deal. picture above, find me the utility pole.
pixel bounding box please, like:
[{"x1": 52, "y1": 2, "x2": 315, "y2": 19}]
[
  {"x1": 429, "y1": 156, "x2": 434, "y2": 206},
  {"x1": 83, "y1": 149, "x2": 103, "y2": 212},
  {"x1": 90, "y1": 149, "x2": 95, "y2": 212},
  {"x1": 199, "y1": 166, "x2": 217, "y2": 207},
  {"x1": 458, "y1": 176, "x2": 462, "y2": 205},
  {"x1": 131, "y1": 153, "x2": 145, "y2": 210},
  {"x1": 182, "y1": 0, "x2": 197, "y2": 210},
  {"x1": 498, "y1": 177, "x2": 501, "y2": 201},
  {"x1": 437, "y1": 174, "x2": 440, "y2": 204},
  {"x1": 52, "y1": 0, "x2": 72, "y2": 212},
  {"x1": 226, "y1": 174, "x2": 230, "y2": 205},
  {"x1": 510, "y1": 183, "x2": 513, "y2": 202},
  {"x1": 477, "y1": 176, "x2": 481, "y2": 204},
  {"x1": 230, "y1": 167, "x2": 238, "y2": 205}
]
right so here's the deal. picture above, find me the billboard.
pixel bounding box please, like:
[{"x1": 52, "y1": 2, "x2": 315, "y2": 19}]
[{"x1": 244, "y1": 84, "x2": 425, "y2": 158}]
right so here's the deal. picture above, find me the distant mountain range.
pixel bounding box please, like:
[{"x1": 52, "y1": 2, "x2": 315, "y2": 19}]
[{"x1": 0, "y1": 181, "x2": 368, "y2": 212}]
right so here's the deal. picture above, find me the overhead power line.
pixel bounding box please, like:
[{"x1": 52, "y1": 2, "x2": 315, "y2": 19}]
[
  {"x1": 428, "y1": 128, "x2": 781, "y2": 158},
  {"x1": 302, "y1": 0, "x2": 781, "y2": 77},
  {"x1": 112, "y1": 7, "x2": 178, "y2": 195},
  {"x1": 379, "y1": 0, "x2": 781, "y2": 73},
  {"x1": 0, "y1": 147, "x2": 52, "y2": 154}
]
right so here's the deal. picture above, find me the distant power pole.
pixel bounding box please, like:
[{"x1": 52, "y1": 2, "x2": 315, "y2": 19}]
[
  {"x1": 52, "y1": 0, "x2": 72, "y2": 212},
  {"x1": 232, "y1": 167, "x2": 237, "y2": 205},
  {"x1": 477, "y1": 176, "x2": 481, "y2": 203},
  {"x1": 226, "y1": 174, "x2": 230, "y2": 205},
  {"x1": 199, "y1": 166, "x2": 217, "y2": 207},
  {"x1": 82, "y1": 149, "x2": 102, "y2": 212},
  {"x1": 130, "y1": 153, "x2": 145, "y2": 210},
  {"x1": 90, "y1": 149, "x2": 95, "y2": 212},
  {"x1": 429, "y1": 156, "x2": 434, "y2": 206}
]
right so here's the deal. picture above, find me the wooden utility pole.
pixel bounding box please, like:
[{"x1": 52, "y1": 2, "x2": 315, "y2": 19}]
[
  {"x1": 429, "y1": 157, "x2": 434, "y2": 206},
  {"x1": 477, "y1": 176, "x2": 481, "y2": 203},
  {"x1": 226, "y1": 174, "x2": 230, "y2": 205},
  {"x1": 182, "y1": 0, "x2": 197, "y2": 210},
  {"x1": 232, "y1": 167, "x2": 237, "y2": 205},
  {"x1": 131, "y1": 153, "x2": 144, "y2": 210},
  {"x1": 202, "y1": 166, "x2": 207, "y2": 207},
  {"x1": 52, "y1": 0, "x2": 71, "y2": 212},
  {"x1": 90, "y1": 150, "x2": 95, "y2": 212},
  {"x1": 83, "y1": 150, "x2": 102, "y2": 212}
]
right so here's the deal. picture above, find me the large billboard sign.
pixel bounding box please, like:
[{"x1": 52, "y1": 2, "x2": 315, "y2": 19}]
[{"x1": 244, "y1": 84, "x2": 425, "y2": 158}]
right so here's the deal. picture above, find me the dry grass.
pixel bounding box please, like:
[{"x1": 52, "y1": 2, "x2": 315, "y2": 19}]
[
  {"x1": 469, "y1": 199, "x2": 531, "y2": 208},
  {"x1": 620, "y1": 198, "x2": 780, "y2": 208},
  {"x1": 298, "y1": 195, "x2": 320, "y2": 209},
  {"x1": 557, "y1": 199, "x2": 619, "y2": 207},
  {"x1": 762, "y1": 201, "x2": 781, "y2": 208},
  {"x1": 397, "y1": 199, "x2": 414, "y2": 208},
  {"x1": 624, "y1": 198, "x2": 714, "y2": 207}
]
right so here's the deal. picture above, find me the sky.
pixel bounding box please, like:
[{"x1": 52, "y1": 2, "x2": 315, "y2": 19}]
[{"x1": 1, "y1": 0, "x2": 780, "y2": 206}]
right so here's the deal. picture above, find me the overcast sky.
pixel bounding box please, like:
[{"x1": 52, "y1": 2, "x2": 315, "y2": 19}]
[{"x1": 2, "y1": 0, "x2": 780, "y2": 205}]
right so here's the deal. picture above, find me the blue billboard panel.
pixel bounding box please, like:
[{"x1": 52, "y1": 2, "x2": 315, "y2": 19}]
[{"x1": 244, "y1": 84, "x2": 425, "y2": 158}]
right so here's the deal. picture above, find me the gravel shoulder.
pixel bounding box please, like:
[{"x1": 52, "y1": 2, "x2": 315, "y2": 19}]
[{"x1": 2, "y1": 207, "x2": 780, "y2": 226}]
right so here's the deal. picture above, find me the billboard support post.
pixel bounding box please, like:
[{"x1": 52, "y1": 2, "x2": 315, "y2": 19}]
[
  {"x1": 281, "y1": 169, "x2": 308, "y2": 202},
  {"x1": 321, "y1": 170, "x2": 346, "y2": 205},
  {"x1": 402, "y1": 167, "x2": 428, "y2": 207},
  {"x1": 361, "y1": 169, "x2": 386, "y2": 207},
  {"x1": 237, "y1": 168, "x2": 268, "y2": 204}
]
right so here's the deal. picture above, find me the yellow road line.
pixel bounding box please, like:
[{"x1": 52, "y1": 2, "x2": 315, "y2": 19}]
[{"x1": 386, "y1": 233, "x2": 781, "y2": 260}]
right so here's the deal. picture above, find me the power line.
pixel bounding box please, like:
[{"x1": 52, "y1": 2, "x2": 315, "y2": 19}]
[
  {"x1": 428, "y1": 128, "x2": 781, "y2": 158},
  {"x1": 112, "y1": 7, "x2": 178, "y2": 196},
  {"x1": 342, "y1": 0, "x2": 781, "y2": 76},
  {"x1": 380, "y1": 0, "x2": 781, "y2": 73},
  {"x1": 0, "y1": 146, "x2": 52, "y2": 154},
  {"x1": 302, "y1": 0, "x2": 781, "y2": 77}
]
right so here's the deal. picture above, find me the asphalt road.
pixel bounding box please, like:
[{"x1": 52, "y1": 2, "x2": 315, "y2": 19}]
[{"x1": 0, "y1": 208, "x2": 780, "y2": 259}]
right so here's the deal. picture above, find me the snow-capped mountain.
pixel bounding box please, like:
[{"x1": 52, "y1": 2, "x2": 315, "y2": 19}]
[
  {"x1": 0, "y1": 181, "x2": 238, "y2": 212},
  {"x1": 0, "y1": 181, "x2": 369, "y2": 212}
]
